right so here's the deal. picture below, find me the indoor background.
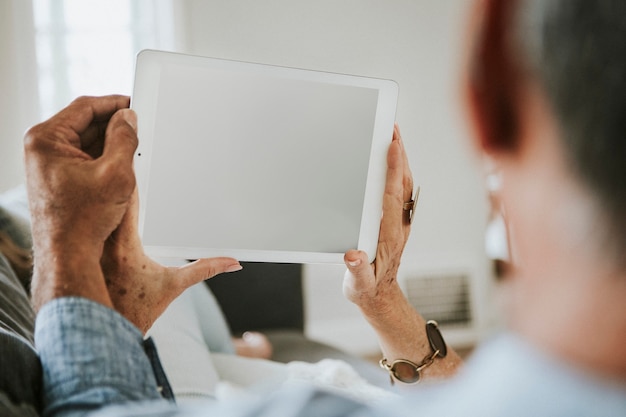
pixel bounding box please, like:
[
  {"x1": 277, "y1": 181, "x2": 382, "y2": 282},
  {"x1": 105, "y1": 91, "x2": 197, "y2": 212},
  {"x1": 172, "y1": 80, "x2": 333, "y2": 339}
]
[{"x1": 0, "y1": 0, "x2": 496, "y2": 357}]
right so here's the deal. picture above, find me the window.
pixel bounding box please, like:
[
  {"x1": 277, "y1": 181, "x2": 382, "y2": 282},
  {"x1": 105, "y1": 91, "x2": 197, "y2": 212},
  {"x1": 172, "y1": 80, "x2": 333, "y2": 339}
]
[{"x1": 33, "y1": 0, "x2": 175, "y2": 119}]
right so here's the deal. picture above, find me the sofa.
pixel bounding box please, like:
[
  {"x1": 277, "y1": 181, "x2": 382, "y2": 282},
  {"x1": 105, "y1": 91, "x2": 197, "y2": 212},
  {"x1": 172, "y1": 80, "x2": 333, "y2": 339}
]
[{"x1": 0, "y1": 186, "x2": 40, "y2": 415}]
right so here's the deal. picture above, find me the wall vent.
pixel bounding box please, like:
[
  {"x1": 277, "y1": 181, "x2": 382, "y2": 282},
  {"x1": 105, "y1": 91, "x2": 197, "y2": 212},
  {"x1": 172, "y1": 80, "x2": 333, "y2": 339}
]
[{"x1": 404, "y1": 273, "x2": 472, "y2": 327}]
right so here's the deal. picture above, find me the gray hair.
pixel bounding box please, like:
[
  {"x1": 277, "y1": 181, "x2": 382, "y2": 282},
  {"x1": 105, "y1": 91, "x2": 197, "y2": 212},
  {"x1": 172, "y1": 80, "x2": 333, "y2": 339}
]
[{"x1": 516, "y1": 0, "x2": 626, "y2": 266}]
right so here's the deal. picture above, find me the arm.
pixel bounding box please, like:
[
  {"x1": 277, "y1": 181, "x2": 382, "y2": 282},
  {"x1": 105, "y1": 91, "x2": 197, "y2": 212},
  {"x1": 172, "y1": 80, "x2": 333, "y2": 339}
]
[
  {"x1": 343, "y1": 125, "x2": 463, "y2": 383},
  {"x1": 25, "y1": 96, "x2": 240, "y2": 415},
  {"x1": 24, "y1": 96, "x2": 164, "y2": 415}
]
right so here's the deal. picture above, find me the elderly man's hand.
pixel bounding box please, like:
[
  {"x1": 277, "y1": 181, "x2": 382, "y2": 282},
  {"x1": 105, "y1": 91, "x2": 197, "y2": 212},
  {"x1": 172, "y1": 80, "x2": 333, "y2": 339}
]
[
  {"x1": 102, "y1": 189, "x2": 242, "y2": 333},
  {"x1": 25, "y1": 95, "x2": 137, "y2": 310}
]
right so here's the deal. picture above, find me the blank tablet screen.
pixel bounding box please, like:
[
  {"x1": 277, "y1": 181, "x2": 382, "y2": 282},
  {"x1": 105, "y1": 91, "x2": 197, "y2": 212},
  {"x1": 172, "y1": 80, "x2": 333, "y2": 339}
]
[{"x1": 132, "y1": 50, "x2": 397, "y2": 263}]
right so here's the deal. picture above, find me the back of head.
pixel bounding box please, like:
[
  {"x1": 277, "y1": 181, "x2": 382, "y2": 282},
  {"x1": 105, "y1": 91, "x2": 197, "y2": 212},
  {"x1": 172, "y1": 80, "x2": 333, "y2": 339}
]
[{"x1": 517, "y1": 0, "x2": 626, "y2": 266}]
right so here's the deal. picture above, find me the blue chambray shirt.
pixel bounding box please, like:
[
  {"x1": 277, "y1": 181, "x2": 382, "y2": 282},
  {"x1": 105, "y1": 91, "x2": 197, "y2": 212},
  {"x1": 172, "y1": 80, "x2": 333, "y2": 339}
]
[{"x1": 35, "y1": 298, "x2": 171, "y2": 416}]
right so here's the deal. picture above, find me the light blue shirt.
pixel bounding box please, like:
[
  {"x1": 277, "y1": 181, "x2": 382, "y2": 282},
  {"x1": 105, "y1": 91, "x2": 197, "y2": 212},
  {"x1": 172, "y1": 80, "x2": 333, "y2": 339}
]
[
  {"x1": 35, "y1": 298, "x2": 169, "y2": 416},
  {"x1": 35, "y1": 297, "x2": 626, "y2": 417}
]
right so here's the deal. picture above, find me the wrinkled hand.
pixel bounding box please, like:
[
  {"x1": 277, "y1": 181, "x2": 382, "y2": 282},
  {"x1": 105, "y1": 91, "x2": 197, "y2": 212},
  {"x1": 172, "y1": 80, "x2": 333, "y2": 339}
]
[
  {"x1": 101, "y1": 189, "x2": 242, "y2": 333},
  {"x1": 24, "y1": 95, "x2": 137, "y2": 310},
  {"x1": 342, "y1": 126, "x2": 463, "y2": 378},
  {"x1": 343, "y1": 124, "x2": 414, "y2": 312}
]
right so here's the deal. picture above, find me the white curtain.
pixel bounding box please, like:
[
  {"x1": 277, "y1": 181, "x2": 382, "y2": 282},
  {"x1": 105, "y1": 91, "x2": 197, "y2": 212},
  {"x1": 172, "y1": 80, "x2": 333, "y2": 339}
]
[{"x1": 0, "y1": 0, "x2": 39, "y2": 192}]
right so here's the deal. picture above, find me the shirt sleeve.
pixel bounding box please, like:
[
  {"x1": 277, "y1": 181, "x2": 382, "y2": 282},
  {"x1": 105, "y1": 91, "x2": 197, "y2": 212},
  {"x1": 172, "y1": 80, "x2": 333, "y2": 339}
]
[{"x1": 34, "y1": 297, "x2": 169, "y2": 417}]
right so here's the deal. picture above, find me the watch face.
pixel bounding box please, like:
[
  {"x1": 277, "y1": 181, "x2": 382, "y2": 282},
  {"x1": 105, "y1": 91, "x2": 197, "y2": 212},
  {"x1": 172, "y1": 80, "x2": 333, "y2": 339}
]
[{"x1": 426, "y1": 320, "x2": 448, "y2": 358}]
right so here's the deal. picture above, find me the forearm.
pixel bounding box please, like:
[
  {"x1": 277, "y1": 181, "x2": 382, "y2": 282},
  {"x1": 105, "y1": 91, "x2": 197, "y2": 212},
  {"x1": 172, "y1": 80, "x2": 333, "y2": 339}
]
[
  {"x1": 29, "y1": 231, "x2": 113, "y2": 312},
  {"x1": 35, "y1": 297, "x2": 166, "y2": 417},
  {"x1": 358, "y1": 284, "x2": 462, "y2": 381}
]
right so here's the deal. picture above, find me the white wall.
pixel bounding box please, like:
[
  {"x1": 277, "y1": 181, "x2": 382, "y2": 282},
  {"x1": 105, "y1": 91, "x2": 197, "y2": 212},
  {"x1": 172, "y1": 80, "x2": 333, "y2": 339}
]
[
  {"x1": 176, "y1": 0, "x2": 493, "y2": 355},
  {"x1": 0, "y1": 0, "x2": 39, "y2": 193}
]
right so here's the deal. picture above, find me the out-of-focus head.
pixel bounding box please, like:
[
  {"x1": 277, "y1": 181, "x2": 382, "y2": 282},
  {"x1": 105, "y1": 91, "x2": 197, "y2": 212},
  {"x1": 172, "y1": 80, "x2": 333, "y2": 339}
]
[{"x1": 466, "y1": 0, "x2": 626, "y2": 270}]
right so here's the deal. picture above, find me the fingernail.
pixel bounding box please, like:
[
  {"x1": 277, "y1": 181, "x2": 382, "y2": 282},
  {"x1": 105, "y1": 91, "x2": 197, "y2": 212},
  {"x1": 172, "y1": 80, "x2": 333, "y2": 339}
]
[
  {"x1": 122, "y1": 109, "x2": 137, "y2": 131},
  {"x1": 226, "y1": 264, "x2": 243, "y2": 273},
  {"x1": 348, "y1": 259, "x2": 361, "y2": 267}
]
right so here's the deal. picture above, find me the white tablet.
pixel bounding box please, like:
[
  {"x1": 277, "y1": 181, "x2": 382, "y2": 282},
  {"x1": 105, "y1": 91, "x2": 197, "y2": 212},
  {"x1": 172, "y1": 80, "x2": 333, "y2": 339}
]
[{"x1": 131, "y1": 50, "x2": 398, "y2": 264}]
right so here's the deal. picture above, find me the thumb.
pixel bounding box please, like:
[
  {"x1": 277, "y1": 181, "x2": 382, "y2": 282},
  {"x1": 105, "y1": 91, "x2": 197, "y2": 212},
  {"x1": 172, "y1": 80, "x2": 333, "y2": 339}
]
[
  {"x1": 344, "y1": 250, "x2": 371, "y2": 279},
  {"x1": 175, "y1": 257, "x2": 243, "y2": 289},
  {"x1": 102, "y1": 109, "x2": 138, "y2": 169}
]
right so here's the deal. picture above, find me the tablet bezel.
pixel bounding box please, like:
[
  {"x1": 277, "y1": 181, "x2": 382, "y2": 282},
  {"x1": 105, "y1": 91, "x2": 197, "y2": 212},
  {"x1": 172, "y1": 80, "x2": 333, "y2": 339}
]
[{"x1": 131, "y1": 50, "x2": 398, "y2": 264}]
